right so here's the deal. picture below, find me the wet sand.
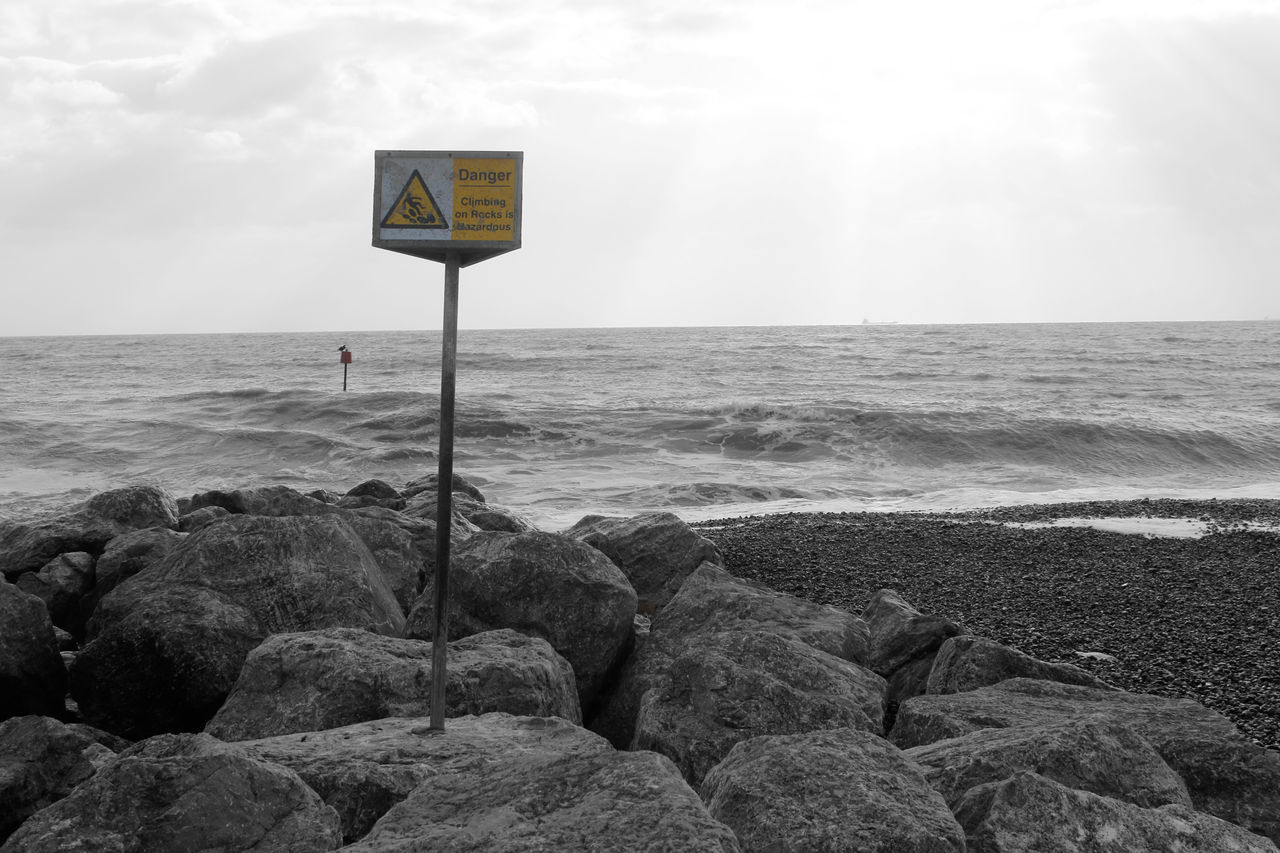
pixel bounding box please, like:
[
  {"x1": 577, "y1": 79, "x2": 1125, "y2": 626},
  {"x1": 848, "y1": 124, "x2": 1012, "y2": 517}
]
[{"x1": 692, "y1": 498, "x2": 1280, "y2": 751}]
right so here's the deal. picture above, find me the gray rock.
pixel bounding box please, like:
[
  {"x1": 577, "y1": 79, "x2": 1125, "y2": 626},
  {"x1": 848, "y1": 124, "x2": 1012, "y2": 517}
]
[
  {"x1": 0, "y1": 580, "x2": 65, "y2": 720},
  {"x1": 345, "y1": 478, "x2": 403, "y2": 501},
  {"x1": 176, "y1": 504, "x2": 229, "y2": 532},
  {"x1": 634, "y1": 631, "x2": 886, "y2": 787},
  {"x1": 0, "y1": 732, "x2": 342, "y2": 852},
  {"x1": 702, "y1": 727, "x2": 965, "y2": 853},
  {"x1": 406, "y1": 531, "x2": 636, "y2": 713},
  {"x1": 954, "y1": 771, "x2": 1278, "y2": 853},
  {"x1": 927, "y1": 635, "x2": 1115, "y2": 694},
  {"x1": 0, "y1": 485, "x2": 179, "y2": 579},
  {"x1": 403, "y1": 471, "x2": 486, "y2": 502},
  {"x1": 905, "y1": 715, "x2": 1191, "y2": 809},
  {"x1": 206, "y1": 627, "x2": 580, "y2": 740},
  {"x1": 592, "y1": 561, "x2": 869, "y2": 749},
  {"x1": 70, "y1": 514, "x2": 406, "y2": 739},
  {"x1": 0, "y1": 715, "x2": 122, "y2": 843},
  {"x1": 863, "y1": 588, "x2": 965, "y2": 678},
  {"x1": 344, "y1": 743, "x2": 740, "y2": 852},
  {"x1": 91, "y1": 528, "x2": 185, "y2": 604},
  {"x1": 16, "y1": 551, "x2": 94, "y2": 638},
  {"x1": 893, "y1": 678, "x2": 1280, "y2": 844},
  {"x1": 240, "y1": 713, "x2": 614, "y2": 844},
  {"x1": 403, "y1": 489, "x2": 532, "y2": 533},
  {"x1": 564, "y1": 512, "x2": 723, "y2": 612}
]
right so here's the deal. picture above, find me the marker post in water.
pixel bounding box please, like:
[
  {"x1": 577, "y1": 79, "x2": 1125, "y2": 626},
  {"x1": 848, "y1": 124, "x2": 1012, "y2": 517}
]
[
  {"x1": 371, "y1": 150, "x2": 523, "y2": 731},
  {"x1": 338, "y1": 346, "x2": 352, "y2": 391}
]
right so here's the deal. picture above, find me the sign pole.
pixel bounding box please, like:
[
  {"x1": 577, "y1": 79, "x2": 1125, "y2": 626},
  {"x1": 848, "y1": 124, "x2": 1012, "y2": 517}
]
[{"x1": 430, "y1": 250, "x2": 461, "y2": 731}]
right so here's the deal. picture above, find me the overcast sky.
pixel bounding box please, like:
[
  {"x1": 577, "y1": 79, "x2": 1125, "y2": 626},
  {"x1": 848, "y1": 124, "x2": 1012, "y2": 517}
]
[{"x1": 3, "y1": 0, "x2": 1279, "y2": 335}]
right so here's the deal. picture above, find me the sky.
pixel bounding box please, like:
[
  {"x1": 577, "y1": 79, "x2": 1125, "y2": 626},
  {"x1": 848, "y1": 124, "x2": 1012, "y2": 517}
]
[{"x1": 2, "y1": 0, "x2": 1280, "y2": 336}]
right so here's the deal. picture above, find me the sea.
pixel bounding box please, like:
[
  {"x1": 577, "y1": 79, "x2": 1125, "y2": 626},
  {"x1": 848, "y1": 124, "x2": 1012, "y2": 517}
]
[{"x1": 2, "y1": 321, "x2": 1279, "y2": 530}]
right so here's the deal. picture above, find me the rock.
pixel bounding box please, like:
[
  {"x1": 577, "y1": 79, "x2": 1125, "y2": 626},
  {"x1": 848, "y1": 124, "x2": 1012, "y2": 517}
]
[
  {"x1": 344, "y1": 743, "x2": 740, "y2": 852},
  {"x1": 187, "y1": 483, "x2": 339, "y2": 517},
  {"x1": 1, "y1": 732, "x2": 342, "y2": 852},
  {"x1": 634, "y1": 631, "x2": 886, "y2": 787},
  {"x1": 954, "y1": 771, "x2": 1278, "y2": 853},
  {"x1": 892, "y1": 678, "x2": 1280, "y2": 844},
  {"x1": 0, "y1": 485, "x2": 179, "y2": 579},
  {"x1": 403, "y1": 489, "x2": 532, "y2": 533},
  {"x1": 462, "y1": 502, "x2": 537, "y2": 533},
  {"x1": 905, "y1": 715, "x2": 1191, "y2": 809},
  {"x1": 71, "y1": 514, "x2": 406, "y2": 739},
  {"x1": 565, "y1": 512, "x2": 723, "y2": 612},
  {"x1": 0, "y1": 580, "x2": 66, "y2": 720},
  {"x1": 16, "y1": 551, "x2": 95, "y2": 638},
  {"x1": 592, "y1": 561, "x2": 870, "y2": 749},
  {"x1": 406, "y1": 531, "x2": 636, "y2": 714},
  {"x1": 240, "y1": 713, "x2": 614, "y2": 844},
  {"x1": 340, "y1": 507, "x2": 438, "y2": 613},
  {"x1": 176, "y1": 504, "x2": 229, "y2": 532},
  {"x1": 403, "y1": 471, "x2": 486, "y2": 502},
  {"x1": 701, "y1": 727, "x2": 965, "y2": 853},
  {"x1": 339, "y1": 480, "x2": 407, "y2": 512},
  {"x1": 927, "y1": 635, "x2": 1115, "y2": 694},
  {"x1": 206, "y1": 627, "x2": 581, "y2": 740},
  {"x1": 90, "y1": 528, "x2": 184, "y2": 604},
  {"x1": 863, "y1": 588, "x2": 965, "y2": 677},
  {"x1": 0, "y1": 715, "x2": 122, "y2": 843},
  {"x1": 886, "y1": 652, "x2": 939, "y2": 708}
]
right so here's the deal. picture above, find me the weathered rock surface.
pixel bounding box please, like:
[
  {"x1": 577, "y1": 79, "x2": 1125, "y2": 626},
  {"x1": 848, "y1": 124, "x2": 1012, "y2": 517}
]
[
  {"x1": 89, "y1": 527, "x2": 185, "y2": 610},
  {"x1": 0, "y1": 580, "x2": 66, "y2": 720},
  {"x1": 406, "y1": 530, "x2": 636, "y2": 713},
  {"x1": 701, "y1": 727, "x2": 966, "y2": 853},
  {"x1": 16, "y1": 551, "x2": 95, "y2": 638},
  {"x1": 186, "y1": 483, "x2": 339, "y2": 517},
  {"x1": 634, "y1": 630, "x2": 886, "y2": 787},
  {"x1": 863, "y1": 588, "x2": 965, "y2": 677},
  {"x1": 0, "y1": 485, "x2": 179, "y2": 579},
  {"x1": 177, "y1": 504, "x2": 230, "y2": 532},
  {"x1": 240, "y1": 713, "x2": 614, "y2": 844},
  {"x1": 592, "y1": 561, "x2": 871, "y2": 749},
  {"x1": 893, "y1": 678, "x2": 1280, "y2": 843},
  {"x1": 71, "y1": 514, "x2": 406, "y2": 739},
  {"x1": 1, "y1": 732, "x2": 341, "y2": 853},
  {"x1": 0, "y1": 715, "x2": 122, "y2": 843},
  {"x1": 927, "y1": 634, "x2": 1115, "y2": 695},
  {"x1": 344, "y1": 742, "x2": 740, "y2": 852},
  {"x1": 565, "y1": 511, "x2": 723, "y2": 611},
  {"x1": 338, "y1": 478, "x2": 407, "y2": 511},
  {"x1": 403, "y1": 471, "x2": 486, "y2": 503},
  {"x1": 206, "y1": 627, "x2": 580, "y2": 740},
  {"x1": 905, "y1": 715, "x2": 1191, "y2": 809},
  {"x1": 954, "y1": 771, "x2": 1278, "y2": 853}
]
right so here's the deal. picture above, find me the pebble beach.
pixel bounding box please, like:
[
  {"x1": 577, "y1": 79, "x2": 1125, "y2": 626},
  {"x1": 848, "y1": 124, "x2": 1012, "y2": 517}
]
[{"x1": 693, "y1": 497, "x2": 1280, "y2": 752}]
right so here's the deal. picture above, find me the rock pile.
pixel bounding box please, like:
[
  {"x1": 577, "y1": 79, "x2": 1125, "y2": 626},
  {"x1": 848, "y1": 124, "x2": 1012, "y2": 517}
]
[{"x1": 2, "y1": 481, "x2": 1278, "y2": 851}]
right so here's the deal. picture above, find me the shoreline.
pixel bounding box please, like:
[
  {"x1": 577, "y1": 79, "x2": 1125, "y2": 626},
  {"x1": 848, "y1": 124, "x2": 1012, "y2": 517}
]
[{"x1": 690, "y1": 497, "x2": 1280, "y2": 752}]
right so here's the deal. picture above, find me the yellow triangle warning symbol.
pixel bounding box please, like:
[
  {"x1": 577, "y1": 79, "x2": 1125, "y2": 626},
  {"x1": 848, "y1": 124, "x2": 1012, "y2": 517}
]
[{"x1": 381, "y1": 170, "x2": 448, "y2": 229}]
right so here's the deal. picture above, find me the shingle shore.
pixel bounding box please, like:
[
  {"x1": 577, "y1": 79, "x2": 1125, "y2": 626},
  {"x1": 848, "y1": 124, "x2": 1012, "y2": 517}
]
[{"x1": 692, "y1": 498, "x2": 1280, "y2": 751}]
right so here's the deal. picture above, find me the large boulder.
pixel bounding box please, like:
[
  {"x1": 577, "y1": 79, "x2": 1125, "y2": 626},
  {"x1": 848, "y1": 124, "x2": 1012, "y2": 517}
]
[
  {"x1": 565, "y1": 512, "x2": 723, "y2": 612},
  {"x1": 206, "y1": 627, "x2": 580, "y2": 740},
  {"x1": 0, "y1": 580, "x2": 66, "y2": 720},
  {"x1": 592, "y1": 561, "x2": 870, "y2": 748},
  {"x1": 186, "y1": 483, "x2": 338, "y2": 517},
  {"x1": 927, "y1": 635, "x2": 1115, "y2": 694},
  {"x1": 88, "y1": 527, "x2": 185, "y2": 610},
  {"x1": 863, "y1": 588, "x2": 965, "y2": 678},
  {"x1": 893, "y1": 678, "x2": 1280, "y2": 844},
  {"x1": 0, "y1": 715, "x2": 123, "y2": 843},
  {"x1": 954, "y1": 771, "x2": 1278, "y2": 853},
  {"x1": 343, "y1": 742, "x2": 740, "y2": 852},
  {"x1": 405, "y1": 531, "x2": 636, "y2": 714},
  {"x1": 701, "y1": 727, "x2": 966, "y2": 853},
  {"x1": 70, "y1": 514, "x2": 406, "y2": 739},
  {"x1": 905, "y1": 715, "x2": 1191, "y2": 809},
  {"x1": 16, "y1": 551, "x2": 95, "y2": 639},
  {"x1": 634, "y1": 631, "x2": 886, "y2": 787},
  {"x1": 240, "y1": 713, "x2": 616, "y2": 844},
  {"x1": 0, "y1": 485, "x2": 179, "y2": 579},
  {"x1": 0, "y1": 732, "x2": 342, "y2": 852}
]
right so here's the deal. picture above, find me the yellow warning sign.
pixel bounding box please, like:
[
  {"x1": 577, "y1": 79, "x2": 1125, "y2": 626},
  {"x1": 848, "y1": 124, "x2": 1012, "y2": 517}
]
[
  {"x1": 380, "y1": 170, "x2": 448, "y2": 229},
  {"x1": 451, "y1": 158, "x2": 516, "y2": 242}
]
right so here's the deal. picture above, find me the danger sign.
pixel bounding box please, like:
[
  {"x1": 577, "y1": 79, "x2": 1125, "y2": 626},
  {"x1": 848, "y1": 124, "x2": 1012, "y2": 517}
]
[{"x1": 372, "y1": 150, "x2": 523, "y2": 266}]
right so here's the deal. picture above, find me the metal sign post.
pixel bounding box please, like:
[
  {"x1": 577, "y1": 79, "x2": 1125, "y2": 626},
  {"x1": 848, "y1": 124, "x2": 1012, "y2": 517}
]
[{"x1": 371, "y1": 150, "x2": 522, "y2": 732}]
